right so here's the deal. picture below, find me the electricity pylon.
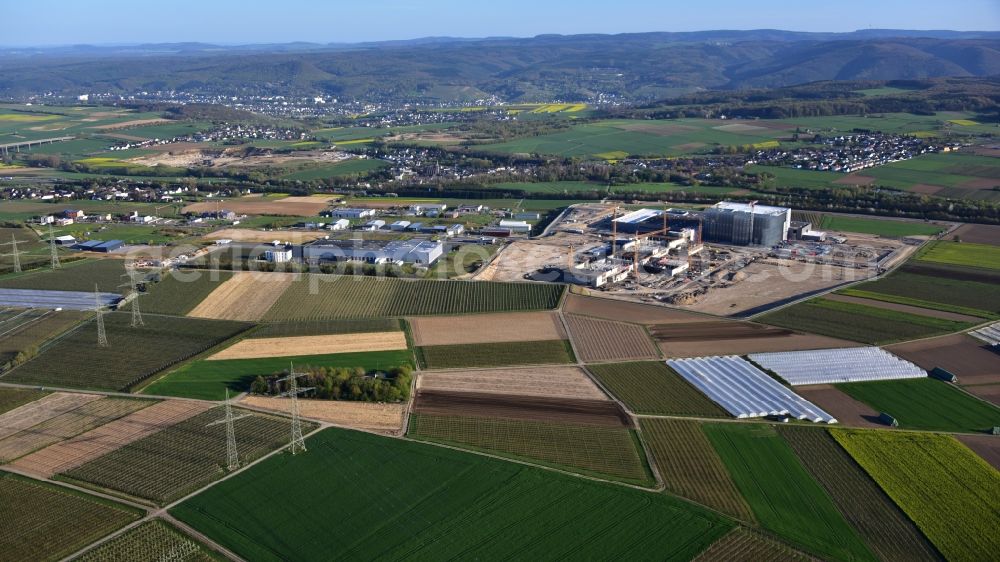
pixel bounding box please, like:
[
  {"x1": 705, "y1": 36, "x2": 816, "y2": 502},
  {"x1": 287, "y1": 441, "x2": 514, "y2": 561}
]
[
  {"x1": 48, "y1": 223, "x2": 60, "y2": 269},
  {"x1": 94, "y1": 284, "x2": 108, "y2": 348},
  {"x1": 277, "y1": 363, "x2": 313, "y2": 455},
  {"x1": 206, "y1": 389, "x2": 252, "y2": 472},
  {"x1": 1, "y1": 234, "x2": 26, "y2": 273},
  {"x1": 120, "y1": 263, "x2": 144, "y2": 328}
]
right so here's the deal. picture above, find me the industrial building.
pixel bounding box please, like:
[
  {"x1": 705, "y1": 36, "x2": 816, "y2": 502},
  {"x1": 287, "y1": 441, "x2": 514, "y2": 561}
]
[
  {"x1": 498, "y1": 220, "x2": 532, "y2": 234},
  {"x1": 702, "y1": 202, "x2": 791, "y2": 247},
  {"x1": 609, "y1": 208, "x2": 701, "y2": 235},
  {"x1": 563, "y1": 259, "x2": 631, "y2": 288},
  {"x1": 302, "y1": 238, "x2": 444, "y2": 265},
  {"x1": 73, "y1": 239, "x2": 124, "y2": 253},
  {"x1": 327, "y1": 208, "x2": 376, "y2": 219}
]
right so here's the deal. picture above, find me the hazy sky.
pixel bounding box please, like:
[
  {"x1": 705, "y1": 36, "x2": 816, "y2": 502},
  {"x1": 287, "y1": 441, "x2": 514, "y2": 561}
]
[{"x1": 5, "y1": 0, "x2": 999, "y2": 46}]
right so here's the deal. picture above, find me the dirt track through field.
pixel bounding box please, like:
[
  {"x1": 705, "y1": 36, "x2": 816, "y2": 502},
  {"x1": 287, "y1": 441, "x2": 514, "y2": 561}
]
[
  {"x1": 414, "y1": 390, "x2": 631, "y2": 427},
  {"x1": 563, "y1": 293, "x2": 712, "y2": 324},
  {"x1": 188, "y1": 272, "x2": 295, "y2": 321},
  {"x1": 564, "y1": 314, "x2": 660, "y2": 362},
  {"x1": 825, "y1": 294, "x2": 983, "y2": 322},
  {"x1": 8, "y1": 400, "x2": 210, "y2": 477},
  {"x1": 241, "y1": 395, "x2": 405, "y2": 433},
  {"x1": 795, "y1": 385, "x2": 884, "y2": 428},
  {"x1": 418, "y1": 366, "x2": 607, "y2": 400},
  {"x1": 409, "y1": 312, "x2": 565, "y2": 346},
  {"x1": 208, "y1": 332, "x2": 407, "y2": 360},
  {"x1": 650, "y1": 320, "x2": 862, "y2": 357},
  {"x1": 0, "y1": 392, "x2": 101, "y2": 441}
]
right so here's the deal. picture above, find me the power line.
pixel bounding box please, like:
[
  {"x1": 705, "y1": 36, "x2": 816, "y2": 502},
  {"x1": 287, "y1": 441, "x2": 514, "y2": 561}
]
[
  {"x1": 94, "y1": 284, "x2": 108, "y2": 348},
  {"x1": 206, "y1": 389, "x2": 253, "y2": 472},
  {"x1": 277, "y1": 363, "x2": 313, "y2": 455},
  {"x1": 48, "y1": 223, "x2": 60, "y2": 270},
  {"x1": 1, "y1": 234, "x2": 26, "y2": 273},
  {"x1": 120, "y1": 263, "x2": 144, "y2": 328}
]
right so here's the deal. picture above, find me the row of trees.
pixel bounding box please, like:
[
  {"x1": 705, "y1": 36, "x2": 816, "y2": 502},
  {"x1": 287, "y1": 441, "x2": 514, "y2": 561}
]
[{"x1": 250, "y1": 365, "x2": 413, "y2": 402}]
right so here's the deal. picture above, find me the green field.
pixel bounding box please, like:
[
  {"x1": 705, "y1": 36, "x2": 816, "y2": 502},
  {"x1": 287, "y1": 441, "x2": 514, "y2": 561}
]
[
  {"x1": 837, "y1": 378, "x2": 1000, "y2": 433},
  {"x1": 485, "y1": 119, "x2": 789, "y2": 159},
  {"x1": 839, "y1": 270, "x2": 1000, "y2": 319},
  {"x1": 641, "y1": 419, "x2": 753, "y2": 521},
  {"x1": 779, "y1": 427, "x2": 941, "y2": 562},
  {"x1": 135, "y1": 270, "x2": 234, "y2": 315},
  {"x1": 253, "y1": 318, "x2": 402, "y2": 337},
  {"x1": 75, "y1": 519, "x2": 217, "y2": 562},
  {"x1": 916, "y1": 240, "x2": 1000, "y2": 270},
  {"x1": 409, "y1": 414, "x2": 653, "y2": 485},
  {"x1": 0, "y1": 258, "x2": 133, "y2": 294},
  {"x1": 0, "y1": 472, "x2": 141, "y2": 562},
  {"x1": 3, "y1": 313, "x2": 251, "y2": 392},
  {"x1": 588, "y1": 362, "x2": 729, "y2": 417},
  {"x1": 50, "y1": 222, "x2": 192, "y2": 245},
  {"x1": 0, "y1": 199, "x2": 183, "y2": 223},
  {"x1": 758, "y1": 298, "x2": 974, "y2": 344},
  {"x1": 172, "y1": 428, "x2": 731, "y2": 561},
  {"x1": 416, "y1": 339, "x2": 574, "y2": 369},
  {"x1": 0, "y1": 226, "x2": 47, "y2": 274},
  {"x1": 263, "y1": 276, "x2": 564, "y2": 320},
  {"x1": 490, "y1": 181, "x2": 737, "y2": 196},
  {"x1": 279, "y1": 158, "x2": 388, "y2": 180},
  {"x1": 62, "y1": 408, "x2": 300, "y2": 505},
  {"x1": 815, "y1": 215, "x2": 944, "y2": 237},
  {"x1": 704, "y1": 423, "x2": 875, "y2": 562},
  {"x1": 0, "y1": 387, "x2": 47, "y2": 414},
  {"x1": 143, "y1": 349, "x2": 414, "y2": 400},
  {"x1": 833, "y1": 430, "x2": 1000, "y2": 562}
]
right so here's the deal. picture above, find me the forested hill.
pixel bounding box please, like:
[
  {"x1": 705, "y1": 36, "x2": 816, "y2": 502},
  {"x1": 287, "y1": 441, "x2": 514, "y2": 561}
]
[{"x1": 1, "y1": 30, "x2": 999, "y2": 102}]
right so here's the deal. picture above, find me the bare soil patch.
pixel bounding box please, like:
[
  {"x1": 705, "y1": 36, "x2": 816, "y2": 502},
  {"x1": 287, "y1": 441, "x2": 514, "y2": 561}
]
[
  {"x1": 90, "y1": 118, "x2": 169, "y2": 131},
  {"x1": 826, "y1": 294, "x2": 983, "y2": 322},
  {"x1": 564, "y1": 314, "x2": 659, "y2": 362},
  {"x1": 713, "y1": 123, "x2": 769, "y2": 133},
  {"x1": 413, "y1": 390, "x2": 630, "y2": 427},
  {"x1": 241, "y1": 395, "x2": 405, "y2": 434},
  {"x1": 209, "y1": 332, "x2": 407, "y2": 360},
  {"x1": 476, "y1": 238, "x2": 575, "y2": 282},
  {"x1": 956, "y1": 434, "x2": 1000, "y2": 471},
  {"x1": 834, "y1": 174, "x2": 876, "y2": 186},
  {"x1": 409, "y1": 312, "x2": 564, "y2": 346},
  {"x1": 950, "y1": 223, "x2": 1000, "y2": 246},
  {"x1": 649, "y1": 321, "x2": 859, "y2": 357},
  {"x1": 796, "y1": 385, "x2": 884, "y2": 428},
  {"x1": 563, "y1": 293, "x2": 712, "y2": 324},
  {"x1": 182, "y1": 196, "x2": 335, "y2": 217},
  {"x1": 963, "y1": 384, "x2": 1000, "y2": 408},
  {"x1": 960, "y1": 177, "x2": 999, "y2": 189},
  {"x1": 908, "y1": 183, "x2": 945, "y2": 195},
  {"x1": 8, "y1": 400, "x2": 209, "y2": 477},
  {"x1": 387, "y1": 131, "x2": 467, "y2": 143},
  {"x1": 188, "y1": 272, "x2": 295, "y2": 321},
  {"x1": 418, "y1": 366, "x2": 607, "y2": 400},
  {"x1": 672, "y1": 142, "x2": 706, "y2": 152},
  {"x1": 0, "y1": 393, "x2": 101, "y2": 441},
  {"x1": 887, "y1": 334, "x2": 1000, "y2": 386},
  {"x1": 203, "y1": 229, "x2": 327, "y2": 243}
]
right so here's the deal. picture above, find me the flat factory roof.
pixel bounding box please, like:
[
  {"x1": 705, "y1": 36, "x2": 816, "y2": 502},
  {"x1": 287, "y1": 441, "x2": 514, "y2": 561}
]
[
  {"x1": 714, "y1": 202, "x2": 789, "y2": 216},
  {"x1": 613, "y1": 209, "x2": 664, "y2": 224}
]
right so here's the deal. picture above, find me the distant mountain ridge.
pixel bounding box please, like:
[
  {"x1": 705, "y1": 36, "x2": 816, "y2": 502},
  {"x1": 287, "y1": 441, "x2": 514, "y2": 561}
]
[{"x1": 1, "y1": 30, "x2": 998, "y2": 102}]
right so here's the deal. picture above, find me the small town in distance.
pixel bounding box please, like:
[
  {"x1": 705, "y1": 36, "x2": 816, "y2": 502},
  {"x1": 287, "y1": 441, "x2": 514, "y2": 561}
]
[{"x1": 0, "y1": 2, "x2": 998, "y2": 561}]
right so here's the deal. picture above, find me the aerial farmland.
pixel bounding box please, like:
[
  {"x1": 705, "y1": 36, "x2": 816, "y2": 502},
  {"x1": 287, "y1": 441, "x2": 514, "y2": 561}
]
[{"x1": 2, "y1": 12, "x2": 1000, "y2": 561}]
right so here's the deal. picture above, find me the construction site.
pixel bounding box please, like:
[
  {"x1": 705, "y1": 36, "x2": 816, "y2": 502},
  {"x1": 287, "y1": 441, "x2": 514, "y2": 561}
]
[{"x1": 488, "y1": 201, "x2": 917, "y2": 316}]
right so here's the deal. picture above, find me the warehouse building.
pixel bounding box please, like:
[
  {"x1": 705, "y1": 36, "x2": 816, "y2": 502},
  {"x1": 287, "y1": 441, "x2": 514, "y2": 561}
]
[
  {"x1": 327, "y1": 208, "x2": 376, "y2": 219},
  {"x1": 302, "y1": 238, "x2": 444, "y2": 265},
  {"x1": 702, "y1": 202, "x2": 791, "y2": 247}
]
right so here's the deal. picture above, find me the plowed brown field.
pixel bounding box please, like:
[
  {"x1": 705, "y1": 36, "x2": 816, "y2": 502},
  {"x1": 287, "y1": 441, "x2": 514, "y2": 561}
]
[
  {"x1": 183, "y1": 196, "x2": 335, "y2": 216},
  {"x1": 409, "y1": 312, "x2": 565, "y2": 346},
  {"x1": 650, "y1": 321, "x2": 860, "y2": 357},
  {"x1": 208, "y1": 332, "x2": 407, "y2": 360},
  {"x1": 564, "y1": 314, "x2": 659, "y2": 362},
  {"x1": 887, "y1": 333, "x2": 1000, "y2": 386},
  {"x1": 417, "y1": 366, "x2": 606, "y2": 400},
  {"x1": 241, "y1": 395, "x2": 405, "y2": 433},
  {"x1": 9, "y1": 400, "x2": 209, "y2": 477},
  {"x1": 413, "y1": 390, "x2": 631, "y2": 427},
  {"x1": 957, "y1": 434, "x2": 1000, "y2": 471},
  {"x1": 796, "y1": 385, "x2": 883, "y2": 428},
  {"x1": 188, "y1": 272, "x2": 295, "y2": 321},
  {"x1": 563, "y1": 293, "x2": 712, "y2": 324}
]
